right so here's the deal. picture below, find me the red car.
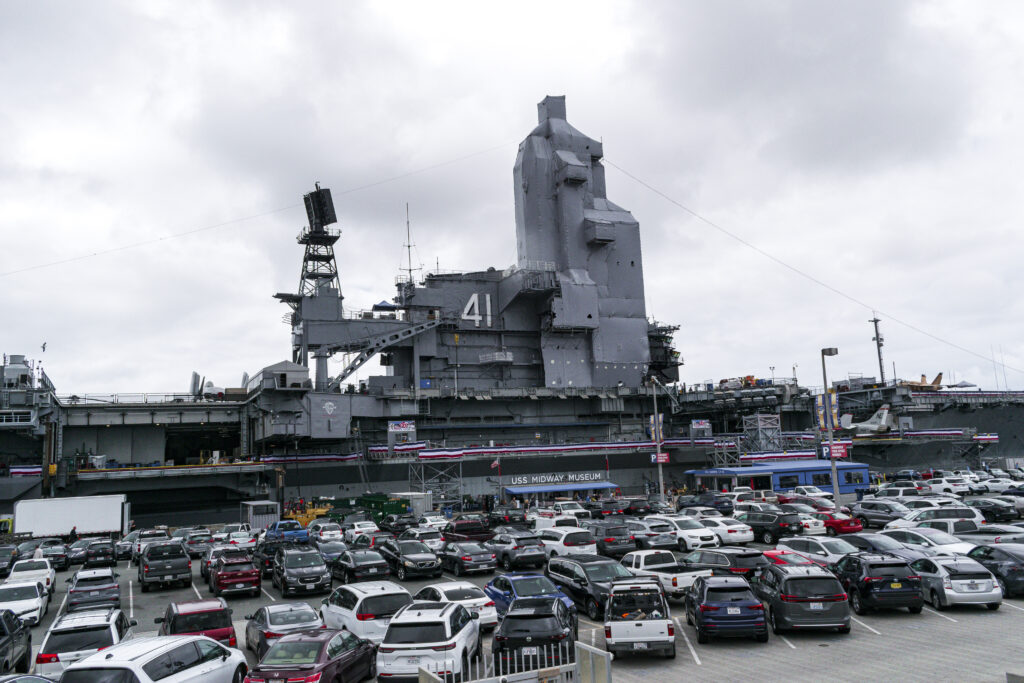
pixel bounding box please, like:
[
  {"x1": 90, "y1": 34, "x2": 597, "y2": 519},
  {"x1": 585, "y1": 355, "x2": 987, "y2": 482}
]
[
  {"x1": 762, "y1": 549, "x2": 824, "y2": 567},
  {"x1": 244, "y1": 629, "x2": 376, "y2": 683},
  {"x1": 209, "y1": 555, "x2": 261, "y2": 598},
  {"x1": 812, "y1": 512, "x2": 862, "y2": 535},
  {"x1": 155, "y1": 598, "x2": 237, "y2": 647}
]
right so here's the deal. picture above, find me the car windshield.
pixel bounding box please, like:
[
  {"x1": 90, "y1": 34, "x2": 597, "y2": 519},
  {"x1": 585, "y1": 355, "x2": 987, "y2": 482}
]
[
  {"x1": 268, "y1": 608, "x2": 319, "y2": 626},
  {"x1": 362, "y1": 593, "x2": 413, "y2": 617},
  {"x1": 512, "y1": 577, "x2": 558, "y2": 596},
  {"x1": 415, "y1": 531, "x2": 441, "y2": 540},
  {"x1": 319, "y1": 542, "x2": 347, "y2": 553},
  {"x1": 559, "y1": 503, "x2": 583, "y2": 511},
  {"x1": 262, "y1": 640, "x2": 323, "y2": 665},
  {"x1": 918, "y1": 531, "x2": 960, "y2": 545},
  {"x1": 399, "y1": 542, "x2": 431, "y2": 554},
  {"x1": 784, "y1": 578, "x2": 843, "y2": 597},
  {"x1": 867, "y1": 563, "x2": 913, "y2": 578},
  {"x1": 14, "y1": 561, "x2": 46, "y2": 571},
  {"x1": 172, "y1": 609, "x2": 231, "y2": 632},
  {"x1": 456, "y1": 543, "x2": 485, "y2": 554},
  {"x1": 285, "y1": 554, "x2": 325, "y2": 569},
  {"x1": 148, "y1": 545, "x2": 185, "y2": 559},
  {"x1": 0, "y1": 585, "x2": 38, "y2": 600},
  {"x1": 820, "y1": 540, "x2": 857, "y2": 554},
  {"x1": 443, "y1": 587, "x2": 486, "y2": 601},
  {"x1": 71, "y1": 540, "x2": 92, "y2": 549},
  {"x1": 706, "y1": 587, "x2": 756, "y2": 602},
  {"x1": 565, "y1": 532, "x2": 594, "y2": 545},
  {"x1": 351, "y1": 551, "x2": 384, "y2": 563},
  {"x1": 384, "y1": 622, "x2": 447, "y2": 643},
  {"x1": 501, "y1": 614, "x2": 559, "y2": 633},
  {"x1": 74, "y1": 576, "x2": 114, "y2": 589},
  {"x1": 61, "y1": 668, "x2": 139, "y2": 683},
  {"x1": 278, "y1": 522, "x2": 302, "y2": 531},
  {"x1": 609, "y1": 589, "x2": 667, "y2": 621},
  {"x1": 787, "y1": 505, "x2": 816, "y2": 513},
  {"x1": 47, "y1": 624, "x2": 115, "y2": 652},
  {"x1": 584, "y1": 563, "x2": 633, "y2": 582}
]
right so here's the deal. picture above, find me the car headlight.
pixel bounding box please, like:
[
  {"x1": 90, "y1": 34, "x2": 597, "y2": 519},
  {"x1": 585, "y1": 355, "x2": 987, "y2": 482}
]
[
  {"x1": 286, "y1": 575, "x2": 300, "y2": 583},
  {"x1": 404, "y1": 560, "x2": 415, "y2": 567},
  {"x1": 16, "y1": 607, "x2": 37, "y2": 617}
]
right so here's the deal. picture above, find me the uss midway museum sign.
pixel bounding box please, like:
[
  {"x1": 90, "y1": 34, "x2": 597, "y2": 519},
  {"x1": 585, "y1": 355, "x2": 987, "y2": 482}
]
[{"x1": 508, "y1": 471, "x2": 607, "y2": 486}]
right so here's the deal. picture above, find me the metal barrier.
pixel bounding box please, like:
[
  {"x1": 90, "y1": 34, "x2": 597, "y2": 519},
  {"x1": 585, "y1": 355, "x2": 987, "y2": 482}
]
[{"x1": 415, "y1": 641, "x2": 612, "y2": 683}]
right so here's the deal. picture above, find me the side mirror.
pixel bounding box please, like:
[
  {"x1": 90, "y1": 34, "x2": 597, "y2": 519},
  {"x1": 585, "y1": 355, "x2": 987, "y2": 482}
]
[
  {"x1": 244, "y1": 613, "x2": 254, "y2": 620},
  {"x1": 129, "y1": 620, "x2": 138, "y2": 627},
  {"x1": 114, "y1": 573, "x2": 120, "y2": 578},
  {"x1": 321, "y1": 598, "x2": 328, "y2": 606},
  {"x1": 470, "y1": 612, "x2": 479, "y2": 620},
  {"x1": 153, "y1": 617, "x2": 164, "y2": 624}
]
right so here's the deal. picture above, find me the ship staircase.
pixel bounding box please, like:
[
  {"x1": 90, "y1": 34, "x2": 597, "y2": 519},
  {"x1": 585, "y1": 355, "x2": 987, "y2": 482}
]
[{"x1": 409, "y1": 458, "x2": 463, "y2": 507}]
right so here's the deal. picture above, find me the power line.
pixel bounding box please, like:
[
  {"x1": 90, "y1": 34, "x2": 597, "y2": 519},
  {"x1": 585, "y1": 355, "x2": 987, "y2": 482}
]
[
  {"x1": 604, "y1": 159, "x2": 1024, "y2": 376},
  {"x1": 1, "y1": 140, "x2": 516, "y2": 279}
]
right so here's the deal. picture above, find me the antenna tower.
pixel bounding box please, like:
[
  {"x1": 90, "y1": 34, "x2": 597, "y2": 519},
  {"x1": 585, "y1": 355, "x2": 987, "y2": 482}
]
[
  {"x1": 297, "y1": 183, "x2": 342, "y2": 298},
  {"x1": 870, "y1": 314, "x2": 886, "y2": 384},
  {"x1": 402, "y1": 203, "x2": 422, "y2": 284}
]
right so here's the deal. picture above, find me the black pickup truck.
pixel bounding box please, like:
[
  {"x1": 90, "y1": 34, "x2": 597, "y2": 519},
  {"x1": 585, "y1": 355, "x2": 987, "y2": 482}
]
[
  {"x1": 0, "y1": 609, "x2": 32, "y2": 672},
  {"x1": 138, "y1": 541, "x2": 192, "y2": 592}
]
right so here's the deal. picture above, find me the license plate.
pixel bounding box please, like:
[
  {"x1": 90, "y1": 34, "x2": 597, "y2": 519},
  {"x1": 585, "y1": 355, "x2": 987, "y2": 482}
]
[
  {"x1": 164, "y1": 564, "x2": 172, "y2": 569},
  {"x1": 369, "y1": 568, "x2": 378, "y2": 573},
  {"x1": 890, "y1": 583, "x2": 902, "y2": 589},
  {"x1": 178, "y1": 573, "x2": 191, "y2": 579},
  {"x1": 633, "y1": 642, "x2": 648, "y2": 650},
  {"x1": 235, "y1": 583, "x2": 244, "y2": 589},
  {"x1": 406, "y1": 657, "x2": 420, "y2": 666},
  {"x1": 521, "y1": 647, "x2": 538, "y2": 656},
  {"x1": 967, "y1": 583, "x2": 979, "y2": 590},
  {"x1": 727, "y1": 607, "x2": 741, "y2": 615},
  {"x1": 809, "y1": 602, "x2": 823, "y2": 611}
]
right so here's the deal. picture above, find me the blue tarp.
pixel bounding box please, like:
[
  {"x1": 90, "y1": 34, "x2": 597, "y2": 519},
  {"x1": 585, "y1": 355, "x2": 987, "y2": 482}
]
[{"x1": 504, "y1": 481, "x2": 619, "y2": 495}]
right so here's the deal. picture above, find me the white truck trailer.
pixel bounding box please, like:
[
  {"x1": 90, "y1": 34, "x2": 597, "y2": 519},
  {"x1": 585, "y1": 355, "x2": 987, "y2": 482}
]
[{"x1": 14, "y1": 494, "x2": 130, "y2": 538}]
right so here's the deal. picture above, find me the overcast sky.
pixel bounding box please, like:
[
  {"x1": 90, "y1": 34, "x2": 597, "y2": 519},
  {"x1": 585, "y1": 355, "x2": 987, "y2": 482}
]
[{"x1": 2, "y1": 0, "x2": 1022, "y2": 395}]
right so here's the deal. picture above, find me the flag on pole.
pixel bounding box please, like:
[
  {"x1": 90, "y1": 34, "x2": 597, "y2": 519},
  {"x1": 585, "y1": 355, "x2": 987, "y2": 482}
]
[{"x1": 490, "y1": 459, "x2": 499, "y2": 469}]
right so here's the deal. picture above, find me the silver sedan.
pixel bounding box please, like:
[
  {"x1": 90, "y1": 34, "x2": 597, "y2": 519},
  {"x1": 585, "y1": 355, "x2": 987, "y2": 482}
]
[{"x1": 909, "y1": 556, "x2": 1002, "y2": 610}]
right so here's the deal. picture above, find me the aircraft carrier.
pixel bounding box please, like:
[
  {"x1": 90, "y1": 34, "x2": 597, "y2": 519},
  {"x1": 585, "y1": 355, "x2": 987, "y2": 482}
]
[{"x1": 1, "y1": 96, "x2": 1019, "y2": 522}]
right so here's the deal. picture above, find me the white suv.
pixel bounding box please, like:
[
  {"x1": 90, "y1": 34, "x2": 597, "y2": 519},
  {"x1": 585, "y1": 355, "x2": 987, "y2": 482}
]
[
  {"x1": 35, "y1": 608, "x2": 136, "y2": 676},
  {"x1": 376, "y1": 601, "x2": 481, "y2": 680},
  {"x1": 0, "y1": 580, "x2": 49, "y2": 626},
  {"x1": 344, "y1": 521, "x2": 380, "y2": 543},
  {"x1": 884, "y1": 506, "x2": 985, "y2": 529},
  {"x1": 646, "y1": 515, "x2": 720, "y2": 550},
  {"x1": 926, "y1": 478, "x2": 970, "y2": 496},
  {"x1": 320, "y1": 581, "x2": 412, "y2": 643},
  {"x1": 60, "y1": 635, "x2": 247, "y2": 683},
  {"x1": 537, "y1": 528, "x2": 597, "y2": 558}
]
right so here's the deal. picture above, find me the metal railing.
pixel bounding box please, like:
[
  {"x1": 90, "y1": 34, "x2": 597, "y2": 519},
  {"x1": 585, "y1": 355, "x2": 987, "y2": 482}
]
[{"x1": 415, "y1": 640, "x2": 604, "y2": 682}]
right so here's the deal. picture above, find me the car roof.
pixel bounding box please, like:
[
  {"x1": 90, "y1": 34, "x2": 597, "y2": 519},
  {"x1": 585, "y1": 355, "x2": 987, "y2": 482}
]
[
  {"x1": 1, "y1": 580, "x2": 43, "y2": 589},
  {"x1": 849, "y1": 552, "x2": 906, "y2": 563},
  {"x1": 342, "y1": 580, "x2": 408, "y2": 596},
  {"x1": 769, "y1": 565, "x2": 836, "y2": 578},
  {"x1": 74, "y1": 569, "x2": 115, "y2": 579},
  {"x1": 704, "y1": 576, "x2": 750, "y2": 588},
  {"x1": 170, "y1": 599, "x2": 228, "y2": 615},
  {"x1": 709, "y1": 547, "x2": 762, "y2": 557},
  {"x1": 50, "y1": 608, "x2": 120, "y2": 629},
  {"x1": 555, "y1": 554, "x2": 610, "y2": 565},
  {"x1": 506, "y1": 597, "x2": 559, "y2": 615},
  {"x1": 266, "y1": 602, "x2": 318, "y2": 614},
  {"x1": 72, "y1": 636, "x2": 202, "y2": 665},
  {"x1": 392, "y1": 601, "x2": 454, "y2": 622}
]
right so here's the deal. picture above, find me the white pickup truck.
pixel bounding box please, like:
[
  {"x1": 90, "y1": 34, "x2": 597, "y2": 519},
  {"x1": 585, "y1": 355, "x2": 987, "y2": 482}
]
[
  {"x1": 620, "y1": 550, "x2": 711, "y2": 600},
  {"x1": 790, "y1": 485, "x2": 833, "y2": 500},
  {"x1": 604, "y1": 577, "x2": 676, "y2": 659},
  {"x1": 5, "y1": 559, "x2": 55, "y2": 596},
  {"x1": 527, "y1": 501, "x2": 591, "y2": 522}
]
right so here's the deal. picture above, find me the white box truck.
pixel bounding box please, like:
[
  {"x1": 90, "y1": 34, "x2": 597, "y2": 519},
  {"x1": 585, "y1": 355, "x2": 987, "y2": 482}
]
[
  {"x1": 241, "y1": 500, "x2": 280, "y2": 532},
  {"x1": 14, "y1": 494, "x2": 130, "y2": 538}
]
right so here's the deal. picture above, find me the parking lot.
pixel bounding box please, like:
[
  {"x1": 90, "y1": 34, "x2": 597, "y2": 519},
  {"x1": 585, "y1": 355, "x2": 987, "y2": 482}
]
[{"x1": 26, "y1": 538, "x2": 1024, "y2": 683}]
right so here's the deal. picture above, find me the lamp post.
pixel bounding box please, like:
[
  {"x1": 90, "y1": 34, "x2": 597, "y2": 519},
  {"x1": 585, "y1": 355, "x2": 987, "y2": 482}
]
[
  {"x1": 650, "y1": 378, "x2": 666, "y2": 505},
  {"x1": 821, "y1": 348, "x2": 841, "y2": 503}
]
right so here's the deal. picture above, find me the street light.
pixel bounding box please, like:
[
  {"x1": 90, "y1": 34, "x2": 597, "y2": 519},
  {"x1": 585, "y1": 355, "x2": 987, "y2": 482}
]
[
  {"x1": 821, "y1": 348, "x2": 841, "y2": 503},
  {"x1": 650, "y1": 377, "x2": 666, "y2": 505}
]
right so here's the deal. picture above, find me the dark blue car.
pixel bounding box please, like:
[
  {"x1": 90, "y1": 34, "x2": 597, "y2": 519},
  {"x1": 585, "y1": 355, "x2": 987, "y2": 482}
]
[
  {"x1": 265, "y1": 520, "x2": 309, "y2": 543},
  {"x1": 684, "y1": 575, "x2": 769, "y2": 643},
  {"x1": 484, "y1": 573, "x2": 576, "y2": 619}
]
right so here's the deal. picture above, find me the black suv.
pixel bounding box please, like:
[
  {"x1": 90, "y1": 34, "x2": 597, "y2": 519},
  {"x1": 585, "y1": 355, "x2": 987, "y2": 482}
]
[
  {"x1": 967, "y1": 544, "x2": 1024, "y2": 597},
  {"x1": 328, "y1": 549, "x2": 390, "y2": 583},
  {"x1": 677, "y1": 493, "x2": 735, "y2": 516},
  {"x1": 377, "y1": 538, "x2": 441, "y2": 580},
  {"x1": 486, "y1": 507, "x2": 527, "y2": 528},
  {"x1": 679, "y1": 547, "x2": 770, "y2": 577},
  {"x1": 734, "y1": 511, "x2": 804, "y2": 545},
  {"x1": 379, "y1": 514, "x2": 418, "y2": 534},
  {"x1": 272, "y1": 546, "x2": 332, "y2": 596},
  {"x1": 750, "y1": 564, "x2": 850, "y2": 634},
  {"x1": 545, "y1": 554, "x2": 634, "y2": 620},
  {"x1": 620, "y1": 499, "x2": 652, "y2": 517},
  {"x1": 582, "y1": 500, "x2": 626, "y2": 517},
  {"x1": 842, "y1": 533, "x2": 937, "y2": 562},
  {"x1": 253, "y1": 540, "x2": 288, "y2": 578},
  {"x1": 831, "y1": 552, "x2": 923, "y2": 615},
  {"x1": 84, "y1": 541, "x2": 115, "y2": 568},
  {"x1": 491, "y1": 597, "x2": 576, "y2": 672},
  {"x1": 579, "y1": 520, "x2": 635, "y2": 558}
]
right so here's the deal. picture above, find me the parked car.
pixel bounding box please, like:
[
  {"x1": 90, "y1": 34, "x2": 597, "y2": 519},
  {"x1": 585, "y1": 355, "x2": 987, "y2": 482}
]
[
  {"x1": 990, "y1": 495, "x2": 1024, "y2": 517},
  {"x1": 182, "y1": 530, "x2": 214, "y2": 559},
  {"x1": 750, "y1": 564, "x2": 850, "y2": 634},
  {"x1": 538, "y1": 527, "x2": 597, "y2": 558},
  {"x1": 677, "y1": 493, "x2": 734, "y2": 515},
  {"x1": 619, "y1": 498, "x2": 653, "y2": 517},
  {"x1": 811, "y1": 512, "x2": 863, "y2": 536},
  {"x1": 41, "y1": 544, "x2": 69, "y2": 572},
  {"x1": 416, "y1": 515, "x2": 449, "y2": 530},
  {"x1": 201, "y1": 546, "x2": 248, "y2": 583},
  {"x1": 794, "y1": 514, "x2": 827, "y2": 536},
  {"x1": 645, "y1": 515, "x2": 720, "y2": 550},
  {"x1": 879, "y1": 528, "x2": 977, "y2": 556},
  {"x1": 253, "y1": 628, "x2": 375, "y2": 683},
  {"x1": 131, "y1": 529, "x2": 170, "y2": 564},
  {"x1": 583, "y1": 499, "x2": 627, "y2": 517},
  {"x1": 243, "y1": 602, "x2": 324, "y2": 659},
  {"x1": 137, "y1": 541, "x2": 191, "y2": 592},
  {"x1": 545, "y1": 554, "x2": 634, "y2": 620},
  {"x1": 918, "y1": 519, "x2": 1024, "y2": 544},
  {"x1": 790, "y1": 485, "x2": 834, "y2": 500},
  {"x1": 377, "y1": 538, "x2": 441, "y2": 581},
  {"x1": 209, "y1": 555, "x2": 261, "y2": 598},
  {"x1": 884, "y1": 506, "x2": 985, "y2": 530},
  {"x1": 442, "y1": 520, "x2": 495, "y2": 544},
  {"x1": 926, "y1": 477, "x2": 971, "y2": 496},
  {"x1": 437, "y1": 541, "x2": 496, "y2": 576},
  {"x1": 620, "y1": 550, "x2": 711, "y2": 600},
  {"x1": 843, "y1": 532, "x2": 942, "y2": 562},
  {"x1": 482, "y1": 529, "x2": 547, "y2": 569},
  {"x1": 350, "y1": 531, "x2": 396, "y2": 550},
  {"x1": 967, "y1": 543, "x2": 1024, "y2": 597},
  {"x1": 413, "y1": 580, "x2": 499, "y2": 630},
  {"x1": 0, "y1": 610, "x2": 30, "y2": 673},
  {"x1": 830, "y1": 552, "x2": 923, "y2": 615},
  {"x1": 965, "y1": 498, "x2": 1018, "y2": 523},
  {"x1": 578, "y1": 520, "x2": 636, "y2": 558},
  {"x1": 0, "y1": 581, "x2": 48, "y2": 626},
  {"x1": 67, "y1": 539, "x2": 95, "y2": 565},
  {"x1": 320, "y1": 581, "x2": 412, "y2": 643},
  {"x1": 66, "y1": 568, "x2": 120, "y2": 612},
  {"x1": 272, "y1": 546, "x2": 332, "y2": 596},
  {"x1": 114, "y1": 534, "x2": 135, "y2": 562},
  {"x1": 777, "y1": 536, "x2": 860, "y2": 566},
  {"x1": 397, "y1": 526, "x2": 445, "y2": 552},
  {"x1": 482, "y1": 573, "x2": 575, "y2": 621},
  {"x1": 734, "y1": 511, "x2": 805, "y2": 545},
  {"x1": 307, "y1": 521, "x2": 344, "y2": 543},
  {"x1": 679, "y1": 547, "x2": 770, "y2": 578},
  {"x1": 82, "y1": 541, "x2": 115, "y2": 569},
  {"x1": 981, "y1": 478, "x2": 1018, "y2": 493},
  {"x1": 603, "y1": 577, "x2": 676, "y2": 658},
  {"x1": 315, "y1": 540, "x2": 348, "y2": 566},
  {"x1": 265, "y1": 520, "x2": 310, "y2": 544},
  {"x1": 35, "y1": 608, "x2": 136, "y2": 677},
  {"x1": 683, "y1": 575, "x2": 769, "y2": 643},
  {"x1": 762, "y1": 550, "x2": 820, "y2": 567},
  {"x1": 62, "y1": 635, "x2": 247, "y2": 683},
  {"x1": 6, "y1": 559, "x2": 55, "y2": 596},
  {"x1": 623, "y1": 518, "x2": 677, "y2": 550},
  {"x1": 328, "y1": 550, "x2": 390, "y2": 583},
  {"x1": 698, "y1": 517, "x2": 754, "y2": 545},
  {"x1": 490, "y1": 597, "x2": 576, "y2": 672},
  {"x1": 376, "y1": 601, "x2": 480, "y2": 681},
  {"x1": 379, "y1": 514, "x2": 418, "y2": 534},
  {"x1": 155, "y1": 598, "x2": 238, "y2": 648},
  {"x1": 0, "y1": 547, "x2": 17, "y2": 579},
  {"x1": 343, "y1": 521, "x2": 380, "y2": 543},
  {"x1": 486, "y1": 507, "x2": 528, "y2": 528},
  {"x1": 909, "y1": 555, "x2": 1002, "y2": 610},
  {"x1": 678, "y1": 506, "x2": 723, "y2": 520},
  {"x1": 849, "y1": 499, "x2": 912, "y2": 529},
  {"x1": 252, "y1": 541, "x2": 288, "y2": 578}
]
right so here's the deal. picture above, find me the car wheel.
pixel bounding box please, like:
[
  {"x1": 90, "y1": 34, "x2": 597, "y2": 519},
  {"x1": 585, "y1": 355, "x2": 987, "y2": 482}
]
[
  {"x1": 398, "y1": 566, "x2": 407, "y2": 581},
  {"x1": 838, "y1": 625, "x2": 851, "y2": 634},
  {"x1": 826, "y1": 527, "x2": 837, "y2": 537},
  {"x1": 850, "y1": 591, "x2": 867, "y2": 615},
  {"x1": 856, "y1": 516, "x2": 870, "y2": 529},
  {"x1": 685, "y1": 606, "x2": 694, "y2": 625},
  {"x1": 140, "y1": 579, "x2": 150, "y2": 593},
  {"x1": 586, "y1": 598, "x2": 601, "y2": 621},
  {"x1": 756, "y1": 632, "x2": 769, "y2": 643},
  {"x1": 768, "y1": 608, "x2": 782, "y2": 634},
  {"x1": 231, "y1": 665, "x2": 246, "y2": 683},
  {"x1": 908, "y1": 605, "x2": 922, "y2": 614},
  {"x1": 696, "y1": 626, "x2": 709, "y2": 644},
  {"x1": 502, "y1": 556, "x2": 512, "y2": 571},
  {"x1": 761, "y1": 532, "x2": 774, "y2": 545},
  {"x1": 14, "y1": 648, "x2": 28, "y2": 674},
  {"x1": 454, "y1": 563, "x2": 463, "y2": 577},
  {"x1": 931, "y1": 590, "x2": 946, "y2": 611},
  {"x1": 998, "y1": 577, "x2": 1009, "y2": 597},
  {"x1": 987, "y1": 602, "x2": 1001, "y2": 611},
  {"x1": 665, "y1": 643, "x2": 676, "y2": 659}
]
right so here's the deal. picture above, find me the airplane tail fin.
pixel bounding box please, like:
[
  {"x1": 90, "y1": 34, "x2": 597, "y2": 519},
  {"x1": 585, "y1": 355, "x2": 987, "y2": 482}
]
[
  {"x1": 840, "y1": 414, "x2": 853, "y2": 429},
  {"x1": 866, "y1": 404, "x2": 890, "y2": 425},
  {"x1": 932, "y1": 373, "x2": 943, "y2": 387}
]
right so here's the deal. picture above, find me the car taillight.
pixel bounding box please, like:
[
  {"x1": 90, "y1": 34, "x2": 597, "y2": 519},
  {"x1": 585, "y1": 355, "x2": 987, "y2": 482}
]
[
  {"x1": 143, "y1": 564, "x2": 150, "y2": 573},
  {"x1": 490, "y1": 554, "x2": 496, "y2": 559},
  {"x1": 864, "y1": 576, "x2": 885, "y2": 582},
  {"x1": 461, "y1": 556, "x2": 472, "y2": 561},
  {"x1": 228, "y1": 635, "x2": 237, "y2": 647},
  {"x1": 495, "y1": 635, "x2": 508, "y2": 642},
  {"x1": 729, "y1": 567, "x2": 750, "y2": 574},
  {"x1": 35, "y1": 653, "x2": 58, "y2": 664},
  {"x1": 667, "y1": 623, "x2": 675, "y2": 636},
  {"x1": 672, "y1": 577, "x2": 678, "y2": 587},
  {"x1": 188, "y1": 560, "x2": 192, "y2": 569},
  {"x1": 907, "y1": 575, "x2": 920, "y2": 581},
  {"x1": 779, "y1": 523, "x2": 789, "y2": 527},
  {"x1": 564, "y1": 541, "x2": 575, "y2": 547},
  {"x1": 285, "y1": 674, "x2": 321, "y2": 683},
  {"x1": 356, "y1": 613, "x2": 376, "y2": 621},
  {"x1": 433, "y1": 643, "x2": 457, "y2": 651},
  {"x1": 629, "y1": 536, "x2": 635, "y2": 541},
  {"x1": 748, "y1": 604, "x2": 764, "y2": 610},
  {"x1": 604, "y1": 626, "x2": 611, "y2": 638},
  {"x1": 484, "y1": 600, "x2": 495, "y2": 607},
  {"x1": 699, "y1": 605, "x2": 720, "y2": 612},
  {"x1": 378, "y1": 646, "x2": 395, "y2": 653},
  {"x1": 603, "y1": 538, "x2": 616, "y2": 543},
  {"x1": 728, "y1": 529, "x2": 738, "y2": 533},
  {"x1": 511, "y1": 545, "x2": 521, "y2": 550}
]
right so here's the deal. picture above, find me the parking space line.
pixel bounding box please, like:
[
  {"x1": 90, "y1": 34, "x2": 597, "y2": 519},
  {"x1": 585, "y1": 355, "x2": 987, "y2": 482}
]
[
  {"x1": 1001, "y1": 601, "x2": 1024, "y2": 612},
  {"x1": 129, "y1": 580, "x2": 134, "y2": 618},
  {"x1": 261, "y1": 587, "x2": 276, "y2": 602},
  {"x1": 779, "y1": 635, "x2": 796, "y2": 649},
  {"x1": 578, "y1": 616, "x2": 601, "y2": 628},
  {"x1": 590, "y1": 630, "x2": 595, "y2": 646},
  {"x1": 191, "y1": 583, "x2": 201, "y2": 600},
  {"x1": 675, "y1": 617, "x2": 701, "y2": 665},
  {"x1": 923, "y1": 606, "x2": 958, "y2": 623},
  {"x1": 851, "y1": 617, "x2": 880, "y2": 635}
]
